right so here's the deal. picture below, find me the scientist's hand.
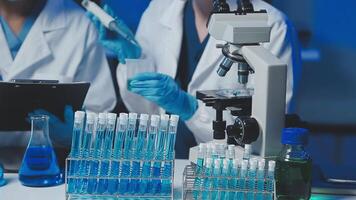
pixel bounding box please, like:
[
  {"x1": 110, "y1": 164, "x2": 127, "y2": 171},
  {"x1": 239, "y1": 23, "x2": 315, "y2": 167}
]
[
  {"x1": 29, "y1": 105, "x2": 74, "y2": 147},
  {"x1": 128, "y1": 72, "x2": 198, "y2": 120},
  {"x1": 87, "y1": 4, "x2": 141, "y2": 64}
]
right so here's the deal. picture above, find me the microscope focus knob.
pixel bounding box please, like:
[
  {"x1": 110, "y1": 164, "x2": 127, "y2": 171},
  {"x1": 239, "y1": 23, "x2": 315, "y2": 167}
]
[{"x1": 227, "y1": 116, "x2": 259, "y2": 144}]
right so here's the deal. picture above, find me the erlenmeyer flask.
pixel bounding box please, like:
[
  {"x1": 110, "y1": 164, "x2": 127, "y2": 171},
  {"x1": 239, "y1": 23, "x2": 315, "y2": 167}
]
[{"x1": 19, "y1": 115, "x2": 63, "y2": 187}]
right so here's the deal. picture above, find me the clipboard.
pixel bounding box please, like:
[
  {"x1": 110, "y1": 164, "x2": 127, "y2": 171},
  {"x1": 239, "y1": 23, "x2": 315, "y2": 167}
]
[{"x1": 0, "y1": 80, "x2": 90, "y2": 131}]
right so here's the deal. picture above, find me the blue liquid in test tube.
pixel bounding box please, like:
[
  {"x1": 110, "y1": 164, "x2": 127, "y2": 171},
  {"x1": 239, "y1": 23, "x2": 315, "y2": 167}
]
[
  {"x1": 219, "y1": 159, "x2": 229, "y2": 199},
  {"x1": 202, "y1": 158, "x2": 213, "y2": 199},
  {"x1": 108, "y1": 113, "x2": 128, "y2": 194},
  {"x1": 77, "y1": 113, "x2": 96, "y2": 193},
  {"x1": 140, "y1": 115, "x2": 159, "y2": 195},
  {"x1": 97, "y1": 113, "x2": 117, "y2": 194},
  {"x1": 130, "y1": 114, "x2": 149, "y2": 194},
  {"x1": 247, "y1": 158, "x2": 258, "y2": 199},
  {"x1": 238, "y1": 160, "x2": 248, "y2": 199},
  {"x1": 119, "y1": 113, "x2": 137, "y2": 194},
  {"x1": 266, "y1": 160, "x2": 276, "y2": 200},
  {"x1": 152, "y1": 114, "x2": 169, "y2": 194},
  {"x1": 227, "y1": 159, "x2": 239, "y2": 200},
  {"x1": 162, "y1": 115, "x2": 179, "y2": 195},
  {"x1": 67, "y1": 111, "x2": 85, "y2": 193},
  {"x1": 87, "y1": 113, "x2": 107, "y2": 194},
  {"x1": 211, "y1": 159, "x2": 221, "y2": 200},
  {"x1": 256, "y1": 159, "x2": 266, "y2": 200},
  {"x1": 193, "y1": 143, "x2": 206, "y2": 199}
]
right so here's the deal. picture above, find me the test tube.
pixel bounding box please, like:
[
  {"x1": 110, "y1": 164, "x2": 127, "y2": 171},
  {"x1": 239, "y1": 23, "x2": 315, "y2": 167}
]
[
  {"x1": 247, "y1": 158, "x2": 258, "y2": 199},
  {"x1": 162, "y1": 115, "x2": 179, "y2": 195},
  {"x1": 69, "y1": 111, "x2": 86, "y2": 158},
  {"x1": 202, "y1": 158, "x2": 213, "y2": 199},
  {"x1": 68, "y1": 111, "x2": 85, "y2": 193},
  {"x1": 119, "y1": 113, "x2": 137, "y2": 194},
  {"x1": 151, "y1": 114, "x2": 169, "y2": 194},
  {"x1": 87, "y1": 113, "x2": 107, "y2": 194},
  {"x1": 108, "y1": 113, "x2": 128, "y2": 194},
  {"x1": 140, "y1": 115, "x2": 160, "y2": 195},
  {"x1": 238, "y1": 160, "x2": 248, "y2": 199},
  {"x1": 266, "y1": 160, "x2": 276, "y2": 200},
  {"x1": 256, "y1": 159, "x2": 266, "y2": 200},
  {"x1": 243, "y1": 144, "x2": 252, "y2": 161},
  {"x1": 130, "y1": 114, "x2": 149, "y2": 194},
  {"x1": 211, "y1": 159, "x2": 222, "y2": 200},
  {"x1": 228, "y1": 159, "x2": 239, "y2": 200},
  {"x1": 193, "y1": 143, "x2": 207, "y2": 199},
  {"x1": 97, "y1": 113, "x2": 117, "y2": 194},
  {"x1": 77, "y1": 112, "x2": 96, "y2": 193},
  {"x1": 219, "y1": 159, "x2": 229, "y2": 199}
]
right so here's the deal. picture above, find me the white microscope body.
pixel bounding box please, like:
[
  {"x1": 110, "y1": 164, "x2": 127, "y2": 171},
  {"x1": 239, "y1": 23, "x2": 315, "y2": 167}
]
[{"x1": 208, "y1": 11, "x2": 287, "y2": 157}]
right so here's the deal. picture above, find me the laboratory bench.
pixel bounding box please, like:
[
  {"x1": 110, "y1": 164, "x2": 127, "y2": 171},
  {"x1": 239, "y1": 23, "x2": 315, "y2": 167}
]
[{"x1": 1, "y1": 159, "x2": 355, "y2": 200}]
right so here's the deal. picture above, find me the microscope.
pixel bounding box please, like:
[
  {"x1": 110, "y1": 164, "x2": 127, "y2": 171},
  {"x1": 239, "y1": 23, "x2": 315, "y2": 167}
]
[{"x1": 196, "y1": 0, "x2": 287, "y2": 158}]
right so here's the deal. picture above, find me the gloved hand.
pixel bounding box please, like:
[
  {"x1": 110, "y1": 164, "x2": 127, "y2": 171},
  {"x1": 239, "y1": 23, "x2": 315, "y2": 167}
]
[
  {"x1": 128, "y1": 72, "x2": 198, "y2": 120},
  {"x1": 87, "y1": 4, "x2": 141, "y2": 64},
  {"x1": 28, "y1": 105, "x2": 74, "y2": 147}
]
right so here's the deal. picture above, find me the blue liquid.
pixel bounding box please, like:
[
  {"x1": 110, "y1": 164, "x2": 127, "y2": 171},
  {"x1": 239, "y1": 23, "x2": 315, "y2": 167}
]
[
  {"x1": 161, "y1": 161, "x2": 172, "y2": 195},
  {"x1": 266, "y1": 171, "x2": 274, "y2": 200},
  {"x1": 119, "y1": 161, "x2": 131, "y2": 194},
  {"x1": 140, "y1": 161, "x2": 151, "y2": 194},
  {"x1": 256, "y1": 170, "x2": 265, "y2": 200},
  {"x1": 193, "y1": 158, "x2": 204, "y2": 199},
  {"x1": 97, "y1": 128, "x2": 115, "y2": 194},
  {"x1": 228, "y1": 169, "x2": 238, "y2": 200},
  {"x1": 107, "y1": 160, "x2": 120, "y2": 194},
  {"x1": 202, "y1": 167, "x2": 212, "y2": 199},
  {"x1": 151, "y1": 162, "x2": 162, "y2": 194},
  {"x1": 130, "y1": 129, "x2": 146, "y2": 194},
  {"x1": 0, "y1": 164, "x2": 5, "y2": 186},
  {"x1": 77, "y1": 130, "x2": 93, "y2": 193},
  {"x1": 87, "y1": 127, "x2": 105, "y2": 194},
  {"x1": 237, "y1": 169, "x2": 247, "y2": 199},
  {"x1": 19, "y1": 146, "x2": 63, "y2": 187},
  {"x1": 247, "y1": 170, "x2": 257, "y2": 199}
]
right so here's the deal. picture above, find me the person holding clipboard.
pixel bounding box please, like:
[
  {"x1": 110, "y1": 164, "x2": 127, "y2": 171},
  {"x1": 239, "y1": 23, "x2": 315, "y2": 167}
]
[{"x1": 0, "y1": 0, "x2": 116, "y2": 170}]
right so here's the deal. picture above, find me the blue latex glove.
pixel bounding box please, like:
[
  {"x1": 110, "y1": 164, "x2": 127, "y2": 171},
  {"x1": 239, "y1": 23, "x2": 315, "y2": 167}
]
[
  {"x1": 128, "y1": 72, "x2": 198, "y2": 120},
  {"x1": 87, "y1": 4, "x2": 141, "y2": 64},
  {"x1": 28, "y1": 105, "x2": 74, "y2": 147}
]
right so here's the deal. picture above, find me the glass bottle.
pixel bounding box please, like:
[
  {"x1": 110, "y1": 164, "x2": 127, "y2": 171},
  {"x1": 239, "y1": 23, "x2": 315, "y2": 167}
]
[
  {"x1": 19, "y1": 115, "x2": 63, "y2": 187},
  {"x1": 275, "y1": 128, "x2": 312, "y2": 200},
  {"x1": 0, "y1": 163, "x2": 6, "y2": 186}
]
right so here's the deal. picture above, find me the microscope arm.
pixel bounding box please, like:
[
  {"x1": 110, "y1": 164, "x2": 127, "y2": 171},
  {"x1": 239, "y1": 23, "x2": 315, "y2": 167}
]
[{"x1": 240, "y1": 45, "x2": 287, "y2": 157}]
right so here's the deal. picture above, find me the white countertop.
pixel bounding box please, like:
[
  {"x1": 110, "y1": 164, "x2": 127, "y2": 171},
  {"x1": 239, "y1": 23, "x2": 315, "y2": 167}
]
[{"x1": 1, "y1": 159, "x2": 355, "y2": 200}]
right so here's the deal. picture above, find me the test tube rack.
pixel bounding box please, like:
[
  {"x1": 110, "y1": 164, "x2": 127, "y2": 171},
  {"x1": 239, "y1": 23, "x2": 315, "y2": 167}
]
[
  {"x1": 182, "y1": 164, "x2": 275, "y2": 200},
  {"x1": 65, "y1": 157, "x2": 174, "y2": 200}
]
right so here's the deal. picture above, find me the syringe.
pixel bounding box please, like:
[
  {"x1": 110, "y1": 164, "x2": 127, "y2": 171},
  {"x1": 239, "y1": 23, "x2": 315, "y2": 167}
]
[{"x1": 81, "y1": 0, "x2": 139, "y2": 46}]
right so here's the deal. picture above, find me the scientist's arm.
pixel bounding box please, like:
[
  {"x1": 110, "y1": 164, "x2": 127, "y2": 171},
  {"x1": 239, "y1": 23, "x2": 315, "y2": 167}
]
[
  {"x1": 87, "y1": 5, "x2": 141, "y2": 64},
  {"x1": 263, "y1": 18, "x2": 302, "y2": 113}
]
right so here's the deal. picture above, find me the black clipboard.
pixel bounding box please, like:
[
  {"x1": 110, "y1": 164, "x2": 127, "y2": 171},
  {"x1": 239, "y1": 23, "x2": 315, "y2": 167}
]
[{"x1": 0, "y1": 80, "x2": 90, "y2": 131}]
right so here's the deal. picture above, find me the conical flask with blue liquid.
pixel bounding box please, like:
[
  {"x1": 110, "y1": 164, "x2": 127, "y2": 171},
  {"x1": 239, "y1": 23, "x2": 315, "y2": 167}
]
[{"x1": 19, "y1": 115, "x2": 63, "y2": 187}]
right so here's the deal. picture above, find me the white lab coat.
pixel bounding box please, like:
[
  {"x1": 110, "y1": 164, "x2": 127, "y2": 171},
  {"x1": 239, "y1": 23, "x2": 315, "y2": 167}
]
[
  {"x1": 117, "y1": 0, "x2": 302, "y2": 143},
  {"x1": 0, "y1": 0, "x2": 116, "y2": 169}
]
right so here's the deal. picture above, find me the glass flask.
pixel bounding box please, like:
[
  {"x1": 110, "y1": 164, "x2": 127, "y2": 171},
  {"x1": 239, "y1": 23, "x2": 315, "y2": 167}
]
[
  {"x1": 19, "y1": 115, "x2": 63, "y2": 187},
  {"x1": 0, "y1": 163, "x2": 6, "y2": 186}
]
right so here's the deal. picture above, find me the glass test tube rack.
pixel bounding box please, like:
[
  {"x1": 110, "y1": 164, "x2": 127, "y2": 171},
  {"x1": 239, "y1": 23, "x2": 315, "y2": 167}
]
[
  {"x1": 182, "y1": 164, "x2": 275, "y2": 200},
  {"x1": 65, "y1": 157, "x2": 174, "y2": 200}
]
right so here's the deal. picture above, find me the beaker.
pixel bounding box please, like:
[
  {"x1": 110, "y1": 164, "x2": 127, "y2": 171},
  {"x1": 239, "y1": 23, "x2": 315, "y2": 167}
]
[
  {"x1": 0, "y1": 163, "x2": 6, "y2": 186},
  {"x1": 19, "y1": 115, "x2": 63, "y2": 187}
]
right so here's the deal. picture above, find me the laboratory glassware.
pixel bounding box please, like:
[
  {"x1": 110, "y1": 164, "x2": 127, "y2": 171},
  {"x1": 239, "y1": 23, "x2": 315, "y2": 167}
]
[{"x1": 19, "y1": 115, "x2": 63, "y2": 187}]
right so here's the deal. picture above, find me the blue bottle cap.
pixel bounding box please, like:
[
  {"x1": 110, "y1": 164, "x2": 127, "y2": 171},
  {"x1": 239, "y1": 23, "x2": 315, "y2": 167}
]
[{"x1": 281, "y1": 128, "x2": 309, "y2": 145}]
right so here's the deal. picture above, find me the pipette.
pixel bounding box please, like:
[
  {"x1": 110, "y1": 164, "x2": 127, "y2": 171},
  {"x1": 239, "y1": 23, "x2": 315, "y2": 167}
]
[{"x1": 81, "y1": 0, "x2": 139, "y2": 46}]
